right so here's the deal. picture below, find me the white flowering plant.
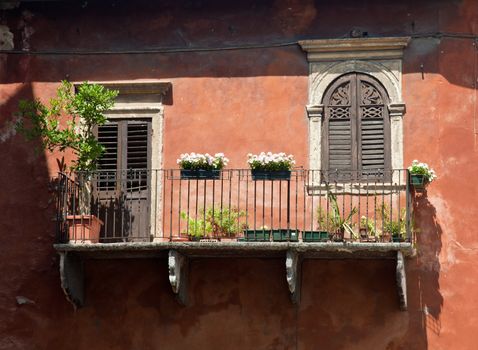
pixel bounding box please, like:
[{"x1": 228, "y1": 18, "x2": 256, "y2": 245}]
[
  {"x1": 247, "y1": 152, "x2": 295, "y2": 171},
  {"x1": 408, "y1": 160, "x2": 437, "y2": 183},
  {"x1": 177, "y1": 153, "x2": 229, "y2": 171}
]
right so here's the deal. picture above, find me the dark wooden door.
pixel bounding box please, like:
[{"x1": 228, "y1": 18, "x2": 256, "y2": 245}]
[{"x1": 93, "y1": 119, "x2": 152, "y2": 241}]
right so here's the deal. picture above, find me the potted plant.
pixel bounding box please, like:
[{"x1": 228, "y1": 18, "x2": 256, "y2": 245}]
[
  {"x1": 302, "y1": 207, "x2": 331, "y2": 242},
  {"x1": 377, "y1": 204, "x2": 408, "y2": 242},
  {"x1": 180, "y1": 207, "x2": 245, "y2": 241},
  {"x1": 247, "y1": 152, "x2": 295, "y2": 180},
  {"x1": 408, "y1": 160, "x2": 437, "y2": 190},
  {"x1": 16, "y1": 80, "x2": 118, "y2": 242},
  {"x1": 66, "y1": 215, "x2": 104, "y2": 243},
  {"x1": 177, "y1": 153, "x2": 229, "y2": 180},
  {"x1": 315, "y1": 192, "x2": 357, "y2": 242},
  {"x1": 359, "y1": 216, "x2": 377, "y2": 242}
]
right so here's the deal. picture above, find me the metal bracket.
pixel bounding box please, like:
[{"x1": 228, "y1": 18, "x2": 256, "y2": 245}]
[
  {"x1": 286, "y1": 250, "x2": 302, "y2": 304},
  {"x1": 168, "y1": 250, "x2": 189, "y2": 305},
  {"x1": 396, "y1": 251, "x2": 408, "y2": 311},
  {"x1": 59, "y1": 252, "x2": 84, "y2": 309}
]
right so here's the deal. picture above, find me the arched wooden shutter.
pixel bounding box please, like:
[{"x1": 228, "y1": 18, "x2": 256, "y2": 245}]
[
  {"x1": 322, "y1": 75, "x2": 356, "y2": 181},
  {"x1": 322, "y1": 73, "x2": 390, "y2": 181},
  {"x1": 358, "y1": 75, "x2": 390, "y2": 178}
]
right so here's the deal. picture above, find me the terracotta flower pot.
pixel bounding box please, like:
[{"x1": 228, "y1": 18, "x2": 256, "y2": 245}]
[
  {"x1": 359, "y1": 227, "x2": 368, "y2": 240},
  {"x1": 381, "y1": 232, "x2": 392, "y2": 243},
  {"x1": 171, "y1": 236, "x2": 189, "y2": 242},
  {"x1": 332, "y1": 228, "x2": 345, "y2": 242},
  {"x1": 67, "y1": 215, "x2": 103, "y2": 243}
]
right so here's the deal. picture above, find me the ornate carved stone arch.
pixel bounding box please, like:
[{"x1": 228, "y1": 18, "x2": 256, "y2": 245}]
[
  {"x1": 299, "y1": 37, "x2": 409, "y2": 174},
  {"x1": 312, "y1": 60, "x2": 401, "y2": 105}
]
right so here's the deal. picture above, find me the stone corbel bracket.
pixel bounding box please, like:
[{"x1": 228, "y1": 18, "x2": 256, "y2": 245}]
[
  {"x1": 286, "y1": 250, "x2": 302, "y2": 304},
  {"x1": 388, "y1": 103, "x2": 406, "y2": 118},
  {"x1": 59, "y1": 252, "x2": 84, "y2": 310},
  {"x1": 306, "y1": 104, "x2": 324, "y2": 119},
  {"x1": 396, "y1": 251, "x2": 408, "y2": 311},
  {"x1": 168, "y1": 250, "x2": 189, "y2": 305}
]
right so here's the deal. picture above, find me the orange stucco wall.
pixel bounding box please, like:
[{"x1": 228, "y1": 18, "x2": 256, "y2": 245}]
[{"x1": 1, "y1": 0, "x2": 478, "y2": 349}]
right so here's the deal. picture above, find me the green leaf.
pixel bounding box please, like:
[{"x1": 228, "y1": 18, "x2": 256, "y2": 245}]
[{"x1": 16, "y1": 81, "x2": 118, "y2": 171}]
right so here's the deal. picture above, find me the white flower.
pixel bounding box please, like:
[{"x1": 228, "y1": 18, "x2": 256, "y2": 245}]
[
  {"x1": 247, "y1": 152, "x2": 295, "y2": 170},
  {"x1": 408, "y1": 159, "x2": 437, "y2": 183}
]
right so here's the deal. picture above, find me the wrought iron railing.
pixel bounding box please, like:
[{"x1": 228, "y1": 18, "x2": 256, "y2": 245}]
[{"x1": 56, "y1": 169, "x2": 412, "y2": 244}]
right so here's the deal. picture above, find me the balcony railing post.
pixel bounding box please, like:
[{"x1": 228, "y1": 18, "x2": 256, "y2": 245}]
[{"x1": 406, "y1": 169, "x2": 411, "y2": 242}]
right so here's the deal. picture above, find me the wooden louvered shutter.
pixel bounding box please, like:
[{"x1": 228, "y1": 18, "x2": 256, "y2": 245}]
[
  {"x1": 97, "y1": 122, "x2": 119, "y2": 191},
  {"x1": 357, "y1": 75, "x2": 390, "y2": 180},
  {"x1": 323, "y1": 73, "x2": 390, "y2": 181},
  {"x1": 322, "y1": 75, "x2": 357, "y2": 181},
  {"x1": 96, "y1": 119, "x2": 151, "y2": 191},
  {"x1": 126, "y1": 121, "x2": 150, "y2": 191},
  {"x1": 127, "y1": 122, "x2": 149, "y2": 170}
]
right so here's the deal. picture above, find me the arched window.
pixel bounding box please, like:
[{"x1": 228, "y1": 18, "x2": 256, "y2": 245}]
[{"x1": 322, "y1": 73, "x2": 391, "y2": 181}]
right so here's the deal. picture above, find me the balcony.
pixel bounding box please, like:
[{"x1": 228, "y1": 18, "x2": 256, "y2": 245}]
[
  {"x1": 56, "y1": 169, "x2": 412, "y2": 243},
  {"x1": 54, "y1": 169, "x2": 414, "y2": 309}
]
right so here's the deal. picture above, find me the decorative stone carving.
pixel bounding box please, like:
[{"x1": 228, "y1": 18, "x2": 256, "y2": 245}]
[
  {"x1": 361, "y1": 81, "x2": 383, "y2": 105},
  {"x1": 330, "y1": 82, "x2": 350, "y2": 106}
]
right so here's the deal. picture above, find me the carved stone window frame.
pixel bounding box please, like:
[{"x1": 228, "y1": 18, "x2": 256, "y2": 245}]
[
  {"x1": 74, "y1": 81, "x2": 171, "y2": 241},
  {"x1": 299, "y1": 37, "x2": 409, "y2": 181}
]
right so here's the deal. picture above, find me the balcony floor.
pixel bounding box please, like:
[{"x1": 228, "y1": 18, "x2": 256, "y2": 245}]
[{"x1": 54, "y1": 241, "x2": 415, "y2": 260}]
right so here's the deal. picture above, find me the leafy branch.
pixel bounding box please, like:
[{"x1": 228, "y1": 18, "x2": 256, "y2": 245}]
[{"x1": 16, "y1": 81, "x2": 118, "y2": 171}]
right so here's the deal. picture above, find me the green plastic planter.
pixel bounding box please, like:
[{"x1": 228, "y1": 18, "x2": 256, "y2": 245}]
[
  {"x1": 243, "y1": 229, "x2": 271, "y2": 242},
  {"x1": 180, "y1": 169, "x2": 220, "y2": 180},
  {"x1": 410, "y1": 174, "x2": 428, "y2": 189},
  {"x1": 302, "y1": 230, "x2": 329, "y2": 242},
  {"x1": 251, "y1": 170, "x2": 291, "y2": 181},
  {"x1": 272, "y1": 229, "x2": 299, "y2": 242},
  {"x1": 392, "y1": 234, "x2": 405, "y2": 242}
]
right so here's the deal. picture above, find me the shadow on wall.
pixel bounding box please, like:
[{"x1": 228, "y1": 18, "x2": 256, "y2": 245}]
[
  {"x1": 410, "y1": 189, "x2": 443, "y2": 346},
  {"x1": 295, "y1": 189, "x2": 443, "y2": 349},
  {"x1": 0, "y1": 84, "x2": 69, "y2": 346}
]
